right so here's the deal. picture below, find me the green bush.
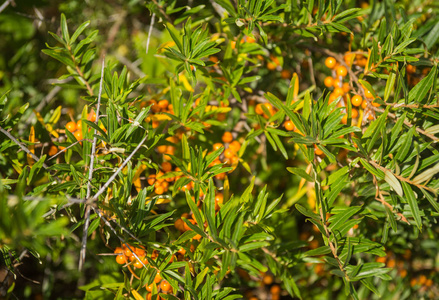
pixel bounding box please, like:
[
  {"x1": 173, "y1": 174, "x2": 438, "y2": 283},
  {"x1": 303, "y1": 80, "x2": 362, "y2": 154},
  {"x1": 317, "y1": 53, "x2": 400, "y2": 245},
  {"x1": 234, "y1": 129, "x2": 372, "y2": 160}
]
[{"x1": 1, "y1": 1, "x2": 439, "y2": 299}]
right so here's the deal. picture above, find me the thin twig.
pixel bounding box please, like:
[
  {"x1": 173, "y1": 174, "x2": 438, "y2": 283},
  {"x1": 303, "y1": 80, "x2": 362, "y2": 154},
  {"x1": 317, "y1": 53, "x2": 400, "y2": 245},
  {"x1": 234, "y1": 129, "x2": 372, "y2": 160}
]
[
  {"x1": 87, "y1": 133, "x2": 148, "y2": 204},
  {"x1": 146, "y1": 13, "x2": 155, "y2": 55},
  {"x1": 368, "y1": 160, "x2": 437, "y2": 194},
  {"x1": 0, "y1": 0, "x2": 12, "y2": 14},
  {"x1": 79, "y1": 57, "x2": 105, "y2": 271},
  {"x1": 372, "y1": 175, "x2": 410, "y2": 224},
  {"x1": 0, "y1": 126, "x2": 49, "y2": 169}
]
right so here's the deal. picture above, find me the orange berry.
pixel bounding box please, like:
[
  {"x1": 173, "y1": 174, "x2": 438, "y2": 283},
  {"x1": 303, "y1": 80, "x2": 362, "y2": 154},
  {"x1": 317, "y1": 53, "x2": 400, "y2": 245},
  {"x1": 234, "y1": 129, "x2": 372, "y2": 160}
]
[
  {"x1": 76, "y1": 120, "x2": 82, "y2": 130},
  {"x1": 116, "y1": 255, "x2": 127, "y2": 264},
  {"x1": 314, "y1": 145, "x2": 324, "y2": 156},
  {"x1": 147, "y1": 174, "x2": 156, "y2": 185},
  {"x1": 333, "y1": 87, "x2": 344, "y2": 97},
  {"x1": 328, "y1": 93, "x2": 338, "y2": 104},
  {"x1": 48, "y1": 145, "x2": 58, "y2": 156},
  {"x1": 270, "y1": 285, "x2": 281, "y2": 295},
  {"x1": 174, "y1": 218, "x2": 185, "y2": 231},
  {"x1": 267, "y1": 61, "x2": 277, "y2": 70},
  {"x1": 325, "y1": 57, "x2": 337, "y2": 69},
  {"x1": 351, "y1": 95, "x2": 363, "y2": 107},
  {"x1": 154, "y1": 271, "x2": 162, "y2": 283},
  {"x1": 157, "y1": 145, "x2": 167, "y2": 153},
  {"x1": 224, "y1": 148, "x2": 235, "y2": 159},
  {"x1": 351, "y1": 108, "x2": 358, "y2": 119},
  {"x1": 230, "y1": 41, "x2": 236, "y2": 49},
  {"x1": 262, "y1": 274, "x2": 273, "y2": 285},
  {"x1": 324, "y1": 76, "x2": 334, "y2": 88},
  {"x1": 400, "y1": 269, "x2": 407, "y2": 278},
  {"x1": 161, "y1": 162, "x2": 172, "y2": 172},
  {"x1": 87, "y1": 111, "x2": 97, "y2": 122},
  {"x1": 66, "y1": 121, "x2": 77, "y2": 133},
  {"x1": 406, "y1": 64, "x2": 416, "y2": 74},
  {"x1": 73, "y1": 130, "x2": 83, "y2": 141},
  {"x1": 364, "y1": 88, "x2": 373, "y2": 99},
  {"x1": 158, "y1": 99, "x2": 169, "y2": 109},
  {"x1": 284, "y1": 120, "x2": 295, "y2": 131},
  {"x1": 145, "y1": 283, "x2": 154, "y2": 292},
  {"x1": 361, "y1": 99, "x2": 368, "y2": 109},
  {"x1": 336, "y1": 66, "x2": 348, "y2": 77},
  {"x1": 229, "y1": 140, "x2": 241, "y2": 153},
  {"x1": 371, "y1": 100, "x2": 381, "y2": 107},
  {"x1": 135, "y1": 248, "x2": 146, "y2": 257},
  {"x1": 341, "y1": 114, "x2": 348, "y2": 124},
  {"x1": 155, "y1": 186, "x2": 165, "y2": 195},
  {"x1": 114, "y1": 247, "x2": 123, "y2": 254},
  {"x1": 342, "y1": 82, "x2": 350, "y2": 93},
  {"x1": 344, "y1": 52, "x2": 354, "y2": 66},
  {"x1": 215, "y1": 193, "x2": 224, "y2": 211},
  {"x1": 222, "y1": 132, "x2": 233, "y2": 143},
  {"x1": 255, "y1": 104, "x2": 264, "y2": 115},
  {"x1": 333, "y1": 78, "x2": 341, "y2": 88},
  {"x1": 133, "y1": 259, "x2": 143, "y2": 269},
  {"x1": 160, "y1": 280, "x2": 172, "y2": 293},
  {"x1": 212, "y1": 143, "x2": 223, "y2": 151},
  {"x1": 281, "y1": 69, "x2": 291, "y2": 79}
]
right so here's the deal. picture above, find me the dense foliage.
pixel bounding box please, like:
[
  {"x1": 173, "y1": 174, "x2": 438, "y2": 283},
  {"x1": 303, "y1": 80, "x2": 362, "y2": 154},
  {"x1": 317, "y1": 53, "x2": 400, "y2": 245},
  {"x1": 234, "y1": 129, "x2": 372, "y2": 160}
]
[{"x1": 1, "y1": 0, "x2": 439, "y2": 299}]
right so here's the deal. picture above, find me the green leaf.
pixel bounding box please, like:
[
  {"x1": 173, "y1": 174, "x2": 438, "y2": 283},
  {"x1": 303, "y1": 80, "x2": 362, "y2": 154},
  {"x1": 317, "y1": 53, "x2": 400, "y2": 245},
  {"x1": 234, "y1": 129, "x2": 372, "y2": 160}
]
[
  {"x1": 408, "y1": 65, "x2": 437, "y2": 103},
  {"x1": 60, "y1": 13, "x2": 70, "y2": 44},
  {"x1": 287, "y1": 167, "x2": 314, "y2": 182},
  {"x1": 384, "y1": 63, "x2": 398, "y2": 102},
  {"x1": 384, "y1": 170, "x2": 403, "y2": 197},
  {"x1": 328, "y1": 206, "x2": 362, "y2": 232},
  {"x1": 70, "y1": 21, "x2": 90, "y2": 44},
  {"x1": 401, "y1": 181, "x2": 422, "y2": 230}
]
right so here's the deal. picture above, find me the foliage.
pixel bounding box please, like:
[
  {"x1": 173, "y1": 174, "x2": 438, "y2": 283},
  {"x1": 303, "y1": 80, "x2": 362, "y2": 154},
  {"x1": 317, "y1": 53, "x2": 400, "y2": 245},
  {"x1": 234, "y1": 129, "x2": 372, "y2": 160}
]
[{"x1": 1, "y1": 0, "x2": 439, "y2": 299}]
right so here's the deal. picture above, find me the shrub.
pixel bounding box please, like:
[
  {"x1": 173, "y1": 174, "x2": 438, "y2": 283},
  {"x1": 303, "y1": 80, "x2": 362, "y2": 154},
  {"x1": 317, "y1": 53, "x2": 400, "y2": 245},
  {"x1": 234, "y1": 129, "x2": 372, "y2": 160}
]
[{"x1": 1, "y1": 1, "x2": 439, "y2": 299}]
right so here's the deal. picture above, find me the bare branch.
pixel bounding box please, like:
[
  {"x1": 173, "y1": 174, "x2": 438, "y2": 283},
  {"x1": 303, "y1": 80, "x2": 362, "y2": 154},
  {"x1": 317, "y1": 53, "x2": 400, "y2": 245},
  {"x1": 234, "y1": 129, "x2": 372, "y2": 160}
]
[{"x1": 79, "y1": 57, "x2": 105, "y2": 271}]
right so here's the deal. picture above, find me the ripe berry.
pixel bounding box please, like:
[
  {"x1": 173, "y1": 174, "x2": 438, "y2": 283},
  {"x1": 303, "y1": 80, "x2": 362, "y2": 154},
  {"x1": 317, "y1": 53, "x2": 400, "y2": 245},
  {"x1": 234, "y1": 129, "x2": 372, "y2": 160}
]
[
  {"x1": 116, "y1": 255, "x2": 127, "y2": 265},
  {"x1": 87, "y1": 111, "x2": 97, "y2": 122},
  {"x1": 154, "y1": 271, "x2": 162, "y2": 283},
  {"x1": 324, "y1": 76, "x2": 334, "y2": 88},
  {"x1": 73, "y1": 130, "x2": 83, "y2": 142},
  {"x1": 262, "y1": 274, "x2": 273, "y2": 285},
  {"x1": 325, "y1": 57, "x2": 337, "y2": 69},
  {"x1": 336, "y1": 66, "x2": 348, "y2": 77},
  {"x1": 314, "y1": 145, "x2": 324, "y2": 156},
  {"x1": 161, "y1": 162, "x2": 172, "y2": 172},
  {"x1": 284, "y1": 120, "x2": 295, "y2": 131},
  {"x1": 66, "y1": 121, "x2": 77, "y2": 133},
  {"x1": 351, "y1": 95, "x2": 363, "y2": 107},
  {"x1": 351, "y1": 108, "x2": 358, "y2": 119},
  {"x1": 160, "y1": 280, "x2": 172, "y2": 293},
  {"x1": 155, "y1": 186, "x2": 165, "y2": 195},
  {"x1": 145, "y1": 283, "x2": 154, "y2": 292},
  {"x1": 222, "y1": 132, "x2": 233, "y2": 143},
  {"x1": 229, "y1": 140, "x2": 241, "y2": 153},
  {"x1": 224, "y1": 148, "x2": 235, "y2": 159},
  {"x1": 255, "y1": 104, "x2": 264, "y2": 115},
  {"x1": 133, "y1": 259, "x2": 143, "y2": 269},
  {"x1": 48, "y1": 145, "x2": 58, "y2": 156},
  {"x1": 158, "y1": 99, "x2": 169, "y2": 109},
  {"x1": 342, "y1": 82, "x2": 350, "y2": 93},
  {"x1": 281, "y1": 69, "x2": 291, "y2": 79},
  {"x1": 212, "y1": 143, "x2": 223, "y2": 151},
  {"x1": 364, "y1": 88, "x2": 373, "y2": 99}
]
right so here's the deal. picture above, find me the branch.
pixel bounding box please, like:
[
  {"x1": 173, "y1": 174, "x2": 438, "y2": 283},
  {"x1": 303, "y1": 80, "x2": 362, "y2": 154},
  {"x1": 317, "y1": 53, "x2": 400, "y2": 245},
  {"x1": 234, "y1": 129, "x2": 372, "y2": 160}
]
[
  {"x1": 79, "y1": 57, "x2": 105, "y2": 271},
  {"x1": 87, "y1": 133, "x2": 148, "y2": 204}
]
